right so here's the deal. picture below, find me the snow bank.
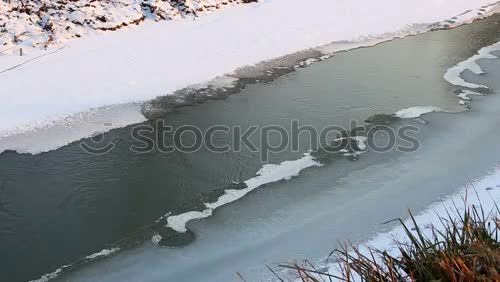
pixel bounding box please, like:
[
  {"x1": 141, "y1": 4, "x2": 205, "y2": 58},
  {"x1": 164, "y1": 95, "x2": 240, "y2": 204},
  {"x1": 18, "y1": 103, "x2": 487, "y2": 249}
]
[
  {"x1": 165, "y1": 153, "x2": 321, "y2": 233},
  {"x1": 370, "y1": 170, "x2": 500, "y2": 256},
  {"x1": 315, "y1": 166, "x2": 500, "y2": 281},
  {"x1": 1, "y1": 0, "x2": 499, "y2": 155}
]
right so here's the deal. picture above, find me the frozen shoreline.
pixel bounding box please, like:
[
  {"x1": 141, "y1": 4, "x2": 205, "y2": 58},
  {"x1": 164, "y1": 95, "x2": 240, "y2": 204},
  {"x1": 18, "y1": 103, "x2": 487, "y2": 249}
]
[
  {"x1": 306, "y1": 167, "x2": 500, "y2": 281},
  {"x1": 1, "y1": 0, "x2": 499, "y2": 154}
]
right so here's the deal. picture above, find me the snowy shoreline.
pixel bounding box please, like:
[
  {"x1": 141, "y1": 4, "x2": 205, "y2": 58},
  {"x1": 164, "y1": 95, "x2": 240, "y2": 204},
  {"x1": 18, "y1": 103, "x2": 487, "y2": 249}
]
[
  {"x1": 301, "y1": 166, "x2": 500, "y2": 281},
  {"x1": 1, "y1": 0, "x2": 500, "y2": 154}
]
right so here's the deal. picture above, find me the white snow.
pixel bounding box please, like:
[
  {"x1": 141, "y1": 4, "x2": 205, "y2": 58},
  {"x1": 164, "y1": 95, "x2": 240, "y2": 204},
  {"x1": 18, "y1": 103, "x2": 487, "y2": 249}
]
[
  {"x1": 167, "y1": 209, "x2": 213, "y2": 233},
  {"x1": 317, "y1": 166, "x2": 500, "y2": 281},
  {"x1": 441, "y1": 3, "x2": 500, "y2": 28},
  {"x1": 443, "y1": 41, "x2": 500, "y2": 89},
  {"x1": 1, "y1": 0, "x2": 499, "y2": 154},
  {"x1": 29, "y1": 268, "x2": 65, "y2": 282},
  {"x1": 29, "y1": 248, "x2": 120, "y2": 282},
  {"x1": 0, "y1": 0, "x2": 251, "y2": 54},
  {"x1": 457, "y1": 89, "x2": 483, "y2": 100},
  {"x1": 394, "y1": 106, "x2": 442, "y2": 118},
  {"x1": 84, "y1": 248, "x2": 120, "y2": 260},
  {"x1": 166, "y1": 153, "x2": 322, "y2": 233}
]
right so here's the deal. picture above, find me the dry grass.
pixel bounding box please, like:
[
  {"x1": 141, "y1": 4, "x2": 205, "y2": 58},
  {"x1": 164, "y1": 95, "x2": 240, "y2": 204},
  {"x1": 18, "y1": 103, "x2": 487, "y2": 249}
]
[{"x1": 278, "y1": 200, "x2": 499, "y2": 282}]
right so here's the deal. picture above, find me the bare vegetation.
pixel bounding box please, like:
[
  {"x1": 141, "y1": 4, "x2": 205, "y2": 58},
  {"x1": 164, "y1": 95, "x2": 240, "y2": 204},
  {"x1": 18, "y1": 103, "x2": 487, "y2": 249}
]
[{"x1": 278, "y1": 200, "x2": 499, "y2": 281}]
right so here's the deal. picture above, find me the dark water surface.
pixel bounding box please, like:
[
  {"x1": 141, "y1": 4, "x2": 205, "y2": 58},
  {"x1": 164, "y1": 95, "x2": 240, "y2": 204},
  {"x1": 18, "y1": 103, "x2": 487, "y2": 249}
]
[{"x1": 1, "y1": 15, "x2": 500, "y2": 282}]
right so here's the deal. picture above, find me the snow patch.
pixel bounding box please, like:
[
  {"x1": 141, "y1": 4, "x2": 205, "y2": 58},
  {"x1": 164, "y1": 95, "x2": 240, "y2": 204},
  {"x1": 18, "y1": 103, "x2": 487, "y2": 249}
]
[
  {"x1": 84, "y1": 248, "x2": 120, "y2": 260},
  {"x1": 443, "y1": 41, "x2": 500, "y2": 89},
  {"x1": 166, "y1": 153, "x2": 322, "y2": 233},
  {"x1": 394, "y1": 106, "x2": 442, "y2": 118},
  {"x1": 29, "y1": 248, "x2": 120, "y2": 282},
  {"x1": 29, "y1": 268, "x2": 66, "y2": 282},
  {"x1": 457, "y1": 90, "x2": 483, "y2": 100},
  {"x1": 167, "y1": 209, "x2": 213, "y2": 233}
]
